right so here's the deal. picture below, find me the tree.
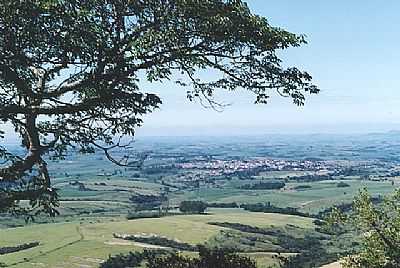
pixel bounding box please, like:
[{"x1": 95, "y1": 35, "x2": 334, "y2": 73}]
[
  {"x1": 150, "y1": 246, "x2": 257, "y2": 268},
  {"x1": 101, "y1": 247, "x2": 257, "y2": 268},
  {"x1": 129, "y1": 193, "x2": 167, "y2": 212},
  {"x1": 0, "y1": 0, "x2": 318, "y2": 215},
  {"x1": 327, "y1": 189, "x2": 400, "y2": 268},
  {"x1": 337, "y1": 182, "x2": 350, "y2": 188},
  {"x1": 179, "y1": 200, "x2": 208, "y2": 214}
]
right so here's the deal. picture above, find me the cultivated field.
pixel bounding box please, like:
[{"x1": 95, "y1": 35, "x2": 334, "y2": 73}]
[
  {"x1": 0, "y1": 210, "x2": 313, "y2": 268},
  {"x1": 3, "y1": 135, "x2": 399, "y2": 267}
]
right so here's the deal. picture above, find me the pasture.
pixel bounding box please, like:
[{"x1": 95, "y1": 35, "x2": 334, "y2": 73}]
[
  {"x1": 175, "y1": 180, "x2": 395, "y2": 214},
  {"x1": 0, "y1": 210, "x2": 313, "y2": 268}
]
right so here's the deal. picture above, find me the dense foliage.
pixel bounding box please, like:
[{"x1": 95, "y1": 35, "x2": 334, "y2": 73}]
[
  {"x1": 129, "y1": 193, "x2": 167, "y2": 211},
  {"x1": 179, "y1": 200, "x2": 208, "y2": 214},
  {"x1": 0, "y1": 0, "x2": 318, "y2": 215},
  {"x1": 327, "y1": 189, "x2": 400, "y2": 268},
  {"x1": 207, "y1": 202, "x2": 239, "y2": 208},
  {"x1": 114, "y1": 233, "x2": 196, "y2": 251},
  {"x1": 100, "y1": 250, "x2": 161, "y2": 268},
  {"x1": 241, "y1": 202, "x2": 311, "y2": 218},
  {"x1": 126, "y1": 211, "x2": 164, "y2": 220},
  {"x1": 337, "y1": 182, "x2": 350, "y2": 188},
  {"x1": 101, "y1": 247, "x2": 257, "y2": 268},
  {"x1": 153, "y1": 246, "x2": 257, "y2": 268},
  {"x1": 0, "y1": 242, "x2": 39, "y2": 255},
  {"x1": 240, "y1": 181, "x2": 285, "y2": 190},
  {"x1": 293, "y1": 185, "x2": 312, "y2": 190},
  {"x1": 280, "y1": 248, "x2": 338, "y2": 268},
  {"x1": 209, "y1": 221, "x2": 283, "y2": 236}
]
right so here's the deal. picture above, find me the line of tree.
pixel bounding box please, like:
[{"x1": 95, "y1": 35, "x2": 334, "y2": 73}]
[
  {"x1": 207, "y1": 202, "x2": 239, "y2": 208},
  {"x1": 241, "y1": 202, "x2": 312, "y2": 218},
  {"x1": 288, "y1": 174, "x2": 331, "y2": 182},
  {"x1": 0, "y1": 242, "x2": 39, "y2": 255},
  {"x1": 179, "y1": 201, "x2": 208, "y2": 214},
  {"x1": 337, "y1": 182, "x2": 350, "y2": 188},
  {"x1": 101, "y1": 247, "x2": 257, "y2": 268},
  {"x1": 129, "y1": 194, "x2": 168, "y2": 212},
  {"x1": 114, "y1": 233, "x2": 196, "y2": 251},
  {"x1": 240, "y1": 181, "x2": 286, "y2": 190},
  {"x1": 208, "y1": 222, "x2": 279, "y2": 236},
  {"x1": 293, "y1": 185, "x2": 312, "y2": 190}
]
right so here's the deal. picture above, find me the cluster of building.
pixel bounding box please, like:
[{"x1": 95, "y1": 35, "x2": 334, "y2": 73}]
[{"x1": 177, "y1": 158, "x2": 333, "y2": 175}]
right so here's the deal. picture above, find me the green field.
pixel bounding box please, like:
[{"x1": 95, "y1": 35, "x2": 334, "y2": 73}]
[
  {"x1": 0, "y1": 210, "x2": 313, "y2": 268},
  {"x1": 3, "y1": 136, "x2": 400, "y2": 267},
  {"x1": 175, "y1": 180, "x2": 395, "y2": 214}
]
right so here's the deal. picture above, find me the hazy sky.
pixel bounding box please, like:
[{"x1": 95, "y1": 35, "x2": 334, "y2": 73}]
[{"x1": 3, "y1": 1, "x2": 400, "y2": 140}]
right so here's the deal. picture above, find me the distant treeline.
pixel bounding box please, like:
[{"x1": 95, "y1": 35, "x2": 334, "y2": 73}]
[
  {"x1": 336, "y1": 181, "x2": 350, "y2": 188},
  {"x1": 126, "y1": 211, "x2": 164, "y2": 220},
  {"x1": 207, "y1": 201, "x2": 314, "y2": 218},
  {"x1": 180, "y1": 201, "x2": 208, "y2": 214},
  {"x1": 241, "y1": 202, "x2": 311, "y2": 218},
  {"x1": 129, "y1": 194, "x2": 167, "y2": 204},
  {"x1": 293, "y1": 185, "x2": 312, "y2": 190},
  {"x1": 142, "y1": 165, "x2": 176, "y2": 175},
  {"x1": 208, "y1": 222, "x2": 279, "y2": 236},
  {"x1": 241, "y1": 200, "x2": 383, "y2": 220},
  {"x1": 129, "y1": 194, "x2": 167, "y2": 212},
  {"x1": 288, "y1": 174, "x2": 330, "y2": 182},
  {"x1": 332, "y1": 167, "x2": 370, "y2": 177},
  {"x1": 240, "y1": 181, "x2": 285, "y2": 190},
  {"x1": 207, "y1": 202, "x2": 239, "y2": 208}
]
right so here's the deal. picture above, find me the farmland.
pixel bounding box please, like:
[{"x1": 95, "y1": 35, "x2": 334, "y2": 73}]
[
  {"x1": 2, "y1": 133, "x2": 400, "y2": 267},
  {"x1": 1, "y1": 210, "x2": 313, "y2": 268}
]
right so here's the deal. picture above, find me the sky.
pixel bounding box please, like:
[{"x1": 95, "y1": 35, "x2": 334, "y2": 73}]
[
  {"x1": 137, "y1": 0, "x2": 400, "y2": 136},
  {"x1": 3, "y1": 1, "x2": 400, "y2": 140}
]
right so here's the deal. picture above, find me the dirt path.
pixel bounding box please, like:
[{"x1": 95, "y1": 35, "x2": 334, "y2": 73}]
[
  {"x1": 320, "y1": 261, "x2": 341, "y2": 268},
  {"x1": 300, "y1": 200, "x2": 315, "y2": 207},
  {"x1": 105, "y1": 239, "x2": 168, "y2": 249}
]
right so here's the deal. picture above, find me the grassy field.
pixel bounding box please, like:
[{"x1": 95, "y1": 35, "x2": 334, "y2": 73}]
[
  {"x1": 175, "y1": 180, "x2": 395, "y2": 214},
  {"x1": 5, "y1": 178, "x2": 388, "y2": 229},
  {"x1": 3, "y1": 137, "x2": 399, "y2": 267},
  {"x1": 0, "y1": 209, "x2": 313, "y2": 268}
]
